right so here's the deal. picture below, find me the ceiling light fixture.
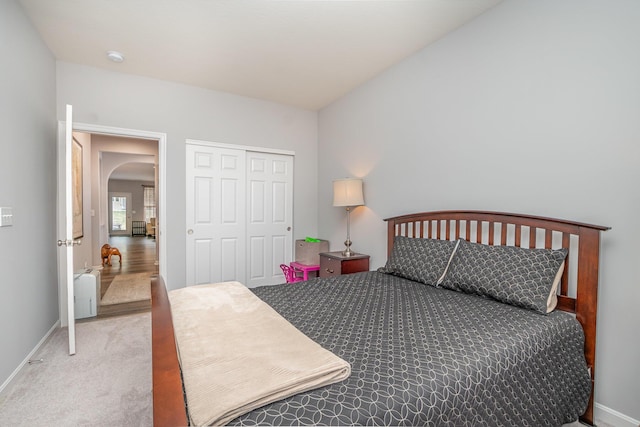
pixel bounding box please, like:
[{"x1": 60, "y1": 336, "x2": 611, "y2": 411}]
[{"x1": 106, "y1": 51, "x2": 124, "y2": 63}]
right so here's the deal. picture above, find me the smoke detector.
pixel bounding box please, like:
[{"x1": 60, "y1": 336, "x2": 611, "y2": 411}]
[{"x1": 106, "y1": 51, "x2": 125, "y2": 63}]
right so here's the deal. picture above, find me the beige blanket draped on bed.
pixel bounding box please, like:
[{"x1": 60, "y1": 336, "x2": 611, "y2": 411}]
[{"x1": 168, "y1": 281, "x2": 351, "y2": 426}]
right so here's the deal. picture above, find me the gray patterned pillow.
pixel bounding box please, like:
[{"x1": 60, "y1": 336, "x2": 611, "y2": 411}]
[
  {"x1": 377, "y1": 236, "x2": 458, "y2": 286},
  {"x1": 440, "y1": 239, "x2": 568, "y2": 314}
]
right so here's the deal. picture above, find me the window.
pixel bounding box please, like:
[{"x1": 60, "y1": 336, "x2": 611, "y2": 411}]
[{"x1": 144, "y1": 186, "x2": 156, "y2": 223}]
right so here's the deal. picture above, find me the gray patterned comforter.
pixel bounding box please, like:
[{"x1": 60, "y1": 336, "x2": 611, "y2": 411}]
[{"x1": 227, "y1": 271, "x2": 590, "y2": 426}]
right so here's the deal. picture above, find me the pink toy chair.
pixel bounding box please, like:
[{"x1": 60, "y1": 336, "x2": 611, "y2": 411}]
[{"x1": 280, "y1": 264, "x2": 303, "y2": 283}]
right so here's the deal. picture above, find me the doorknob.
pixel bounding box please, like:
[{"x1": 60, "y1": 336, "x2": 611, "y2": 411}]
[
  {"x1": 287, "y1": 227, "x2": 291, "y2": 231},
  {"x1": 57, "y1": 239, "x2": 82, "y2": 247},
  {"x1": 187, "y1": 229, "x2": 194, "y2": 235}
]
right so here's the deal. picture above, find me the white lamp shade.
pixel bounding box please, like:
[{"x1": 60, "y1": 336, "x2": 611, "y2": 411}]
[{"x1": 333, "y1": 178, "x2": 364, "y2": 207}]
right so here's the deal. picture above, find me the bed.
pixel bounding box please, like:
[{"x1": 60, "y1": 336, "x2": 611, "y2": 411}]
[{"x1": 151, "y1": 210, "x2": 609, "y2": 426}]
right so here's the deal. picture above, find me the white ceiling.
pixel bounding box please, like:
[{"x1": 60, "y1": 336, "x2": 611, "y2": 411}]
[{"x1": 20, "y1": 0, "x2": 502, "y2": 110}]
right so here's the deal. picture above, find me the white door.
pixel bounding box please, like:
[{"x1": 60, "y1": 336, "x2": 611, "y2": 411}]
[
  {"x1": 109, "y1": 192, "x2": 132, "y2": 236},
  {"x1": 185, "y1": 143, "x2": 294, "y2": 288},
  {"x1": 246, "y1": 152, "x2": 293, "y2": 287},
  {"x1": 56, "y1": 105, "x2": 78, "y2": 355},
  {"x1": 186, "y1": 144, "x2": 246, "y2": 286}
]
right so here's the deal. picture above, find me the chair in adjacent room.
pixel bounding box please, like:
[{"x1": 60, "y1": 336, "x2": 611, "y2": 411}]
[{"x1": 146, "y1": 218, "x2": 156, "y2": 238}]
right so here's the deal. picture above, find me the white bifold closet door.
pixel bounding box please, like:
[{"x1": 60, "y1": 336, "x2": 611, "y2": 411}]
[{"x1": 186, "y1": 142, "x2": 293, "y2": 288}]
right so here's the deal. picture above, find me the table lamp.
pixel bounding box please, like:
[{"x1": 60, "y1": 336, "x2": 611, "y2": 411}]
[{"x1": 333, "y1": 178, "x2": 364, "y2": 257}]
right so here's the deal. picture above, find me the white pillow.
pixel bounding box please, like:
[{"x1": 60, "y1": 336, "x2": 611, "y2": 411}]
[{"x1": 546, "y1": 261, "x2": 565, "y2": 313}]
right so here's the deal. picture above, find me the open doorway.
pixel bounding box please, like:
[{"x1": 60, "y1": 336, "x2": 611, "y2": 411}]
[
  {"x1": 100, "y1": 147, "x2": 156, "y2": 316},
  {"x1": 69, "y1": 127, "x2": 164, "y2": 319}
]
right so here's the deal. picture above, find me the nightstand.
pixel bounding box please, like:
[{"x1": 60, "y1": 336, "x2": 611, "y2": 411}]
[{"x1": 319, "y1": 252, "x2": 370, "y2": 278}]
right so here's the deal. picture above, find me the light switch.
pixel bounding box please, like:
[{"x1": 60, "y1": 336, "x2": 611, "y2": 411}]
[{"x1": 0, "y1": 207, "x2": 13, "y2": 227}]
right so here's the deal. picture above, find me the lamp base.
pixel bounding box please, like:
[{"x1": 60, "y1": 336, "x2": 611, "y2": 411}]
[{"x1": 342, "y1": 239, "x2": 354, "y2": 257}]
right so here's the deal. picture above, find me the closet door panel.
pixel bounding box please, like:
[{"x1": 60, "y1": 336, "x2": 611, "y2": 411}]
[
  {"x1": 246, "y1": 152, "x2": 293, "y2": 287},
  {"x1": 249, "y1": 236, "x2": 266, "y2": 281},
  {"x1": 186, "y1": 143, "x2": 292, "y2": 288},
  {"x1": 186, "y1": 144, "x2": 246, "y2": 286},
  {"x1": 220, "y1": 238, "x2": 239, "y2": 282},
  {"x1": 194, "y1": 239, "x2": 213, "y2": 285}
]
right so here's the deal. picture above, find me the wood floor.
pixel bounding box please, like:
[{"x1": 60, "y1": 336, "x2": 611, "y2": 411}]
[{"x1": 98, "y1": 235, "x2": 158, "y2": 318}]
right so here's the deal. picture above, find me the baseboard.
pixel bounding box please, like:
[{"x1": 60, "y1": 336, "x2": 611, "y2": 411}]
[
  {"x1": 596, "y1": 403, "x2": 640, "y2": 427},
  {"x1": 0, "y1": 320, "x2": 60, "y2": 394}
]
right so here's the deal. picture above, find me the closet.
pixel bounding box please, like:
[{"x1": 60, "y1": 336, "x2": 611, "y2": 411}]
[{"x1": 185, "y1": 141, "x2": 294, "y2": 287}]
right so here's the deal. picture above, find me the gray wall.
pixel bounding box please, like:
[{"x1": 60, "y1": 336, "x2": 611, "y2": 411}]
[
  {"x1": 56, "y1": 62, "x2": 318, "y2": 290},
  {"x1": 319, "y1": 0, "x2": 640, "y2": 422},
  {"x1": 0, "y1": 0, "x2": 58, "y2": 386}
]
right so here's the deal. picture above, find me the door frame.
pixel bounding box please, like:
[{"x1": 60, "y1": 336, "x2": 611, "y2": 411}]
[
  {"x1": 186, "y1": 139, "x2": 295, "y2": 157},
  {"x1": 56, "y1": 122, "x2": 167, "y2": 327}
]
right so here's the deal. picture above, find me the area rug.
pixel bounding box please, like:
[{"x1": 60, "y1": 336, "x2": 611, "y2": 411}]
[{"x1": 100, "y1": 272, "x2": 152, "y2": 306}]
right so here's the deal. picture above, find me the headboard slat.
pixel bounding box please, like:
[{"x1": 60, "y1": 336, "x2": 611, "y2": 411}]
[
  {"x1": 488, "y1": 222, "x2": 495, "y2": 245},
  {"x1": 545, "y1": 229, "x2": 553, "y2": 249},
  {"x1": 529, "y1": 226, "x2": 537, "y2": 248},
  {"x1": 561, "y1": 232, "x2": 571, "y2": 295}
]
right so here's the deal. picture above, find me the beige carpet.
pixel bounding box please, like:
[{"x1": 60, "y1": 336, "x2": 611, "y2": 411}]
[
  {"x1": 0, "y1": 312, "x2": 151, "y2": 426},
  {"x1": 100, "y1": 272, "x2": 152, "y2": 306}
]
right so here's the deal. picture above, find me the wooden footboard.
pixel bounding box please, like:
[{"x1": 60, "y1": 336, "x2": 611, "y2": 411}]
[
  {"x1": 385, "y1": 210, "x2": 610, "y2": 426},
  {"x1": 151, "y1": 275, "x2": 188, "y2": 427}
]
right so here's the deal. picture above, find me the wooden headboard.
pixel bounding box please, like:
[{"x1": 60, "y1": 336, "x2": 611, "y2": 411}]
[{"x1": 385, "y1": 210, "x2": 610, "y2": 426}]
